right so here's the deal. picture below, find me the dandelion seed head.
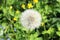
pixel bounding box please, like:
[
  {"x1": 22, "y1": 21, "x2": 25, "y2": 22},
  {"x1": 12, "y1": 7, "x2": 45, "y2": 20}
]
[{"x1": 20, "y1": 9, "x2": 42, "y2": 30}]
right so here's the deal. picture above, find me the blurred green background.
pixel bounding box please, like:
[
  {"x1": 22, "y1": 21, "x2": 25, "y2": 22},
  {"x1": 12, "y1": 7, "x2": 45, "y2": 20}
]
[{"x1": 0, "y1": 0, "x2": 60, "y2": 40}]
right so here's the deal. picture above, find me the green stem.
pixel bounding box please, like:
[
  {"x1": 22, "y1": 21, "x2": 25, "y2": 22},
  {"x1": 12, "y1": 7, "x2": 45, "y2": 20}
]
[
  {"x1": 27, "y1": 30, "x2": 30, "y2": 40},
  {"x1": 44, "y1": 26, "x2": 49, "y2": 40}
]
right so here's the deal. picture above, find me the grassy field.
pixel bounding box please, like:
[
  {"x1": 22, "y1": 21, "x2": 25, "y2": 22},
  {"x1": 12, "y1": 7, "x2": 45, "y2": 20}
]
[{"x1": 0, "y1": 0, "x2": 60, "y2": 40}]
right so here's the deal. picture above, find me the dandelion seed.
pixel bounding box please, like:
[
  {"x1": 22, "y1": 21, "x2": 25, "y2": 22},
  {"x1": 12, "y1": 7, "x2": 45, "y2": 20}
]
[{"x1": 20, "y1": 9, "x2": 42, "y2": 30}]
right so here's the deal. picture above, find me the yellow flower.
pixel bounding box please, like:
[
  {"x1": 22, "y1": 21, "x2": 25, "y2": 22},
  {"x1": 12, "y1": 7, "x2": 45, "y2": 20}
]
[
  {"x1": 13, "y1": 18, "x2": 17, "y2": 21},
  {"x1": 41, "y1": 22, "x2": 45, "y2": 26},
  {"x1": 21, "y1": 4, "x2": 25, "y2": 9},
  {"x1": 27, "y1": 3, "x2": 33, "y2": 9},
  {"x1": 33, "y1": 0, "x2": 38, "y2": 3},
  {"x1": 16, "y1": 10, "x2": 20, "y2": 14},
  {"x1": 10, "y1": 6, "x2": 12, "y2": 9}
]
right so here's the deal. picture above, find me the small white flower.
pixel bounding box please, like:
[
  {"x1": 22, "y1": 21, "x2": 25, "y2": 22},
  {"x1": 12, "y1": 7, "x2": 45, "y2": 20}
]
[{"x1": 20, "y1": 9, "x2": 42, "y2": 30}]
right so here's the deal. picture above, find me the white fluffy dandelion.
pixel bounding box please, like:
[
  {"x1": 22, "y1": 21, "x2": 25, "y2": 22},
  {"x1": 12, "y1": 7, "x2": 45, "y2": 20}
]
[{"x1": 20, "y1": 9, "x2": 42, "y2": 30}]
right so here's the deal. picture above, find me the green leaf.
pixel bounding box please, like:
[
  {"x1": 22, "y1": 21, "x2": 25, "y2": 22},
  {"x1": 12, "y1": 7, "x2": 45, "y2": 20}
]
[
  {"x1": 57, "y1": 23, "x2": 60, "y2": 31},
  {"x1": 9, "y1": 10, "x2": 14, "y2": 16},
  {"x1": 6, "y1": 0, "x2": 15, "y2": 5},
  {"x1": 42, "y1": 30, "x2": 47, "y2": 34},
  {"x1": 57, "y1": 0, "x2": 60, "y2": 2},
  {"x1": 47, "y1": 27, "x2": 55, "y2": 35},
  {"x1": 35, "y1": 37, "x2": 43, "y2": 40},
  {"x1": 56, "y1": 31, "x2": 60, "y2": 36}
]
